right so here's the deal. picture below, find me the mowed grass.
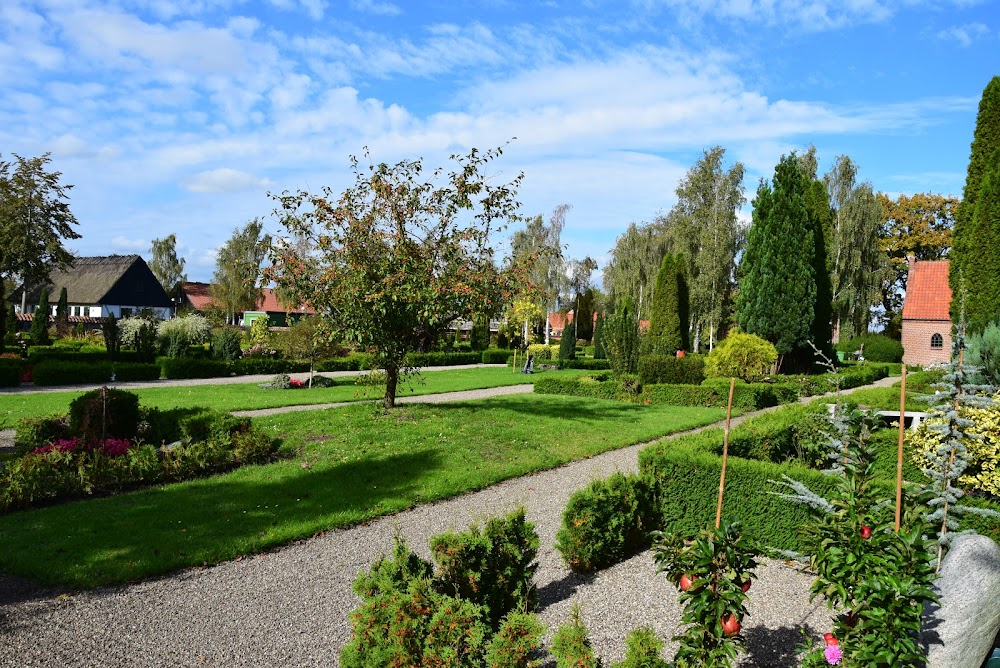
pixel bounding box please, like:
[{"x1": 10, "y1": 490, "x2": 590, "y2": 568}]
[
  {"x1": 0, "y1": 366, "x2": 583, "y2": 429},
  {"x1": 0, "y1": 394, "x2": 725, "y2": 589}
]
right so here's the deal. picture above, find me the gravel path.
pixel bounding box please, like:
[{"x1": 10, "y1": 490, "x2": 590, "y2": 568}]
[{"x1": 0, "y1": 376, "x2": 898, "y2": 667}]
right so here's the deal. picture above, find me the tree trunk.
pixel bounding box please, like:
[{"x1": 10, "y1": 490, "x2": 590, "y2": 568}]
[{"x1": 384, "y1": 365, "x2": 399, "y2": 409}]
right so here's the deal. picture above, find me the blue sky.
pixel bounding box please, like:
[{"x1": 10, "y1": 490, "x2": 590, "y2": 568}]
[{"x1": 1, "y1": 1, "x2": 996, "y2": 283}]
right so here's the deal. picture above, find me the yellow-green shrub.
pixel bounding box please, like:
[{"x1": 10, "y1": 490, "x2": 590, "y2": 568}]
[
  {"x1": 910, "y1": 394, "x2": 1000, "y2": 496},
  {"x1": 705, "y1": 330, "x2": 777, "y2": 382}
]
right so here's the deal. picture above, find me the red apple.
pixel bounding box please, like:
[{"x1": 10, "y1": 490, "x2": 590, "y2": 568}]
[
  {"x1": 679, "y1": 574, "x2": 695, "y2": 591},
  {"x1": 824, "y1": 632, "x2": 839, "y2": 647},
  {"x1": 721, "y1": 613, "x2": 741, "y2": 637},
  {"x1": 860, "y1": 525, "x2": 872, "y2": 540},
  {"x1": 739, "y1": 578, "x2": 751, "y2": 593}
]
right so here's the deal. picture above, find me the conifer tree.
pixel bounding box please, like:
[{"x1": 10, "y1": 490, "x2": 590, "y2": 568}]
[
  {"x1": 647, "y1": 253, "x2": 689, "y2": 353},
  {"x1": 605, "y1": 297, "x2": 639, "y2": 376},
  {"x1": 593, "y1": 312, "x2": 606, "y2": 359},
  {"x1": 559, "y1": 321, "x2": 576, "y2": 360},
  {"x1": 30, "y1": 288, "x2": 50, "y2": 345},
  {"x1": 55, "y1": 287, "x2": 69, "y2": 337},
  {"x1": 575, "y1": 288, "x2": 596, "y2": 343},
  {"x1": 804, "y1": 179, "x2": 835, "y2": 359},
  {"x1": 951, "y1": 76, "x2": 1000, "y2": 320},
  {"x1": 0, "y1": 277, "x2": 5, "y2": 353},
  {"x1": 959, "y1": 154, "x2": 1000, "y2": 331},
  {"x1": 736, "y1": 154, "x2": 816, "y2": 370}
]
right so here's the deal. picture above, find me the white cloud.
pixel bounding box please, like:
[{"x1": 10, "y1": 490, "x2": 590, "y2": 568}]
[
  {"x1": 936, "y1": 22, "x2": 991, "y2": 46},
  {"x1": 350, "y1": 0, "x2": 402, "y2": 16},
  {"x1": 182, "y1": 168, "x2": 272, "y2": 192},
  {"x1": 111, "y1": 235, "x2": 150, "y2": 251}
]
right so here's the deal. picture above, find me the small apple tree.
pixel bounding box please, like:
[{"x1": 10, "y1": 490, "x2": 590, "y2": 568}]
[{"x1": 267, "y1": 146, "x2": 528, "y2": 408}]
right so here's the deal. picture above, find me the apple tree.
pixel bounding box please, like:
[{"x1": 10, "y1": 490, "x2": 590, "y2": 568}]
[{"x1": 267, "y1": 147, "x2": 529, "y2": 408}]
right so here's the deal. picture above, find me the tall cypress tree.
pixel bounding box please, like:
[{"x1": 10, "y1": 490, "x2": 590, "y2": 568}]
[
  {"x1": 559, "y1": 320, "x2": 576, "y2": 360},
  {"x1": 736, "y1": 154, "x2": 816, "y2": 370},
  {"x1": 30, "y1": 288, "x2": 51, "y2": 345},
  {"x1": 575, "y1": 288, "x2": 596, "y2": 343},
  {"x1": 952, "y1": 76, "x2": 1000, "y2": 319},
  {"x1": 647, "y1": 253, "x2": 686, "y2": 353},
  {"x1": 605, "y1": 297, "x2": 639, "y2": 376},
  {"x1": 962, "y1": 154, "x2": 1000, "y2": 330},
  {"x1": 55, "y1": 287, "x2": 69, "y2": 337},
  {"x1": 593, "y1": 311, "x2": 606, "y2": 359},
  {"x1": 804, "y1": 179, "x2": 835, "y2": 359}
]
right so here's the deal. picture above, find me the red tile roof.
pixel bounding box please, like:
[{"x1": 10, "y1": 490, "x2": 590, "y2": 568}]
[
  {"x1": 902, "y1": 260, "x2": 951, "y2": 321},
  {"x1": 179, "y1": 282, "x2": 315, "y2": 315}
]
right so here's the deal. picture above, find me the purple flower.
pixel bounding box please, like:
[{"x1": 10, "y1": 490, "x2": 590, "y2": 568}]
[{"x1": 825, "y1": 645, "x2": 843, "y2": 665}]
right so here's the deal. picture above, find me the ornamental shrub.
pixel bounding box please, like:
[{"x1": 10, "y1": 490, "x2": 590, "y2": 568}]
[
  {"x1": 0, "y1": 357, "x2": 22, "y2": 386},
  {"x1": 431, "y1": 508, "x2": 540, "y2": 630},
  {"x1": 605, "y1": 297, "x2": 640, "y2": 377},
  {"x1": 555, "y1": 472, "x2": 657, "y2": 572},
  {"x1": 526, "y1": 343, "x2": 552, "y2": 361},
  {"x1": 102, "y1": 314, "x2": 120, "y2": 360},
  {"x1": 14, "y1": 414, "x2": 70, "y2": 455},
  {"x1": 157, "y1": 314, "x2": 211, "y2": 350},
  {"x1": 704, "y1": 330, "x2": 777, "y2": 382},
  {"x1": 551, "y1": 605, "x2": 601, "y2": 668},
  {"x1": 482, "y1": 348, "x2": 515, "y2": 364},
  {"x1": 482, "y1": 612, "x2": 544, "y2": 668},
  {"x1": 68, "y1": 387, "x2": 141, "y2": 445},
  {"x1": 611, "y1": 627, "x2": 670, "y2": 668},
  {"x1": 247, "y1": 315, "x2": 270, "y2": 347},
  {"x1": 211, "y1": 327, "x2": 243, "y2": 361},
  {"x1": 159, "y1": 357, "x2": 232, "y2": 379}
]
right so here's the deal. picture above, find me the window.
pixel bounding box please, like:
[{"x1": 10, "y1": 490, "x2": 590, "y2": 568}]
[
  {"x1": 121, "y1": 307, "x2": 133, "y2": 317},
  {"x1": 931, "y1": 333, "x2": 943, "y2": 349}
]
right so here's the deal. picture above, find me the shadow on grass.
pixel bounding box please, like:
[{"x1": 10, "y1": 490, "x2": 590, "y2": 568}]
[
  {"x1": 424, "y1": 393, "x2": 659, "y2": 422},
  {"x1": 0, "y1": 448, "x2": 441, "y2": 590},
  {"x1": 741, "y1": 623, "x2": 817, "y2": 668}
]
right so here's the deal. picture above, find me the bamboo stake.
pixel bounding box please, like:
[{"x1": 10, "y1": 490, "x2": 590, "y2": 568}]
[
  {"x1": 895, "y1": 366, "x2": 907, "y2": 533},
  {"x1": 513, "y1": 349, "x2": 517, "y2": 375},
  {"x1": 715, "y1": 377, "x2": 736, "y2": 529}
]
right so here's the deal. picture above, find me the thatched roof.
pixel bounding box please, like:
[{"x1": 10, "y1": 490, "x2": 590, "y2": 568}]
[{"x1": 13, "y1": 255, "x2": 172, "y2": 307}]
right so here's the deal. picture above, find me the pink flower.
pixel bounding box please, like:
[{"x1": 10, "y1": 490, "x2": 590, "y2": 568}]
[{"x1": 825, "y1": 645, "x2": 843, "y2": 665}]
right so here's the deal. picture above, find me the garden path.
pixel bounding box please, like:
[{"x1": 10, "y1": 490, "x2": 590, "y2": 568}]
[{"x1": 0, "y1": 375, "x2": 898, "y2": 667}]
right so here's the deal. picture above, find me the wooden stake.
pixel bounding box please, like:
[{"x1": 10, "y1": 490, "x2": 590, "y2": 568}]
[
  {"x1": 895, "y1": 366, "x2": 907, "y2": 533},
  {"x1": 715, "y1": 377, "x2": 736, "y2": 529},
  {"x1": 512, "y1": 349, "x2": 517, "y2": 375}
]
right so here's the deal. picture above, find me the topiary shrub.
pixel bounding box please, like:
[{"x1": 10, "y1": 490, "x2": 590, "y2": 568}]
[
  {"x1": 555, "y1": 472, "x2": 657, "y2": 572},
  {"x1": 526, "y1": 343, "x2": 553, "y2": 361},
  {"x1": 68, "y1": 387, "x2": 141, "y2": 445},
  {"x1": 558, "y1": 322, "x2": 576, "y2": 360},
  {"x1": 705, "y1": 330, "x2": 778, "y2": 382},
  {"x1": 637, "y1": 354, "x2": 706, "y2": 385},
  {"x1": 430, "y1": 508, "x2": 539, "y2": 631},
  {"x1": 211, "y1": 327, "x2": 243, "y2": 361}
]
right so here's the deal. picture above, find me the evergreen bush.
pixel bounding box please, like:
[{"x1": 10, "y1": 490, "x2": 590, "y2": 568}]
[
  {"x1": 68, "y1": 387, "x2": 141, "y2": 444},
  {"x1": 605, "y1": 297, "x2": 640, "y2": 377},
  {"x1": 483, "y1": 612, "x2": 545, "y2": 668},
  {"x1": 102, "y1": 314, "x2": 120, "y2": 360},
  {"x1": 611, "y1": 627, "x2": 670, "y2": 668},
  {"x1": 555, "y1": 472, "x2": 656, "y2": 572},
  {"x1": 838, "y1": 334, "x2": 903, "y2": 363},
  {"x1": 211, "y1": 327, "x2": 243, "y2": 361},
  {"x1": 30, "y1": 289, "x2": 51, "y2": 346},
  {"x1": 31, "y1": 360, "x2": 114, "y2": 385},
  {"x1": 967, "y1": 321, "x2": 1000, "y2": 385},
  {"x1": 593, "y1": 312, "x2": 606, "y2": 359},
  {"x1": 558, "y1": 322, "x2": 576, "y2": 360},
  {"x1": 551, "y1": 605, "x2": 601, "y2": 668},
  {"x1": 0, "y1": 358, "x2": 22, "y2": 386},
  {"x1": 482, "y1": 348, "x2": 514, "y2": 364},
  {"x1": 159, "y1": 357, "x2": 232, "y2": 379}
]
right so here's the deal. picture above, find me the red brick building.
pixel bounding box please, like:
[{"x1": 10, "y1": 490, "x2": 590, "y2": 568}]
[{"x1": 901, "y1": 259, "x2": 952, "y2": 366}]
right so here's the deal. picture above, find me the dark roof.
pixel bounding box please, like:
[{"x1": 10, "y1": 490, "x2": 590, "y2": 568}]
[
  {"x1": 902, "y1": 260, "x2": 952, "y2": 321},
  {"x1": 13, "y1": 255, "x2": 172, "y2": 308}
]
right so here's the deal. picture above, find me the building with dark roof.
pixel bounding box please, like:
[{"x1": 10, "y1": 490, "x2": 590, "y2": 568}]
[
  {"x1": 901, "y1": 258, "x2": 952, "y2": 366},
  {"x1": 10, "y1": 255, "x2": 173, "y2": 322},
  {"x1": 179, "y1": 282, "x2": 314, "y2": 327}
]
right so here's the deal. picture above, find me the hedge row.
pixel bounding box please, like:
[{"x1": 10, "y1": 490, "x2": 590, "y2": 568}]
[
  {"x1": 534, "y1": 374, "x2": 632, "y2": 402},
  {"x1": 637, "y1": 354, "x2": 705, "y2": 385},
  {"x1": 481, "y1": 349, "x2": 516, "y2": 364},
  {"x1": 403, "y1": 351, "x2": 481, "y2": 367},
  {"x1": 27, "y1": 347, "x2": 144, "y2": 363},
  {"x1": 31, "y1": 360, "x2": 162, "y2": 386},
  {"x1": 0, "y1": 358, "x2": 22, "y2": 387},
  {"x1": 556, "y1": 358, "x2": 611, "y2": 370}
]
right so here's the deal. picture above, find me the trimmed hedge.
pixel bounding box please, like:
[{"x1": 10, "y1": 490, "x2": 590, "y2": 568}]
[
  {"x1": 534, "y1": 374, "x2": 629, "y2": 401},
  {"x1": 638, "y1": 434, "x2": 839, "y2": 553},
  {"x1": 640, "y1": 382, "x2": 798, "y2": 410},
  {"x1": 32, "y1": 360, "x2": 113, "y2": 385},
  {"x1": 315, "y1": 354, "x2": 371, "y2": 372},
  {"x1": 232, "y1": 357, "x2": 311, "y2": 375},
  {"x1": 0, "y1": 358, "x2": 22, "y2": 387},
  {"x1": 403, "y1": 351, "x2": 481, "y2": 367},
  {"x1": 113, "y1": 362, "x2": 162, "y2": 382},
  {"x1": 482, "y1": 349, "x2": 515, "y2": 364},
  {"x1": 158, "y1": 357, "x2": 233, "y2": 379},
  {"x1": 637, "y1": 354, "x2": 705, "y2": 385},
  {"x1": 557, "y1": 358, "x2": 611, "y2": 371},
  {"x1": 27, "y1": 347, "x2": 143, "y2": 364}
]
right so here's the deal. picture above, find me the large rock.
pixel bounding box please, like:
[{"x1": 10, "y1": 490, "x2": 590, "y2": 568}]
[{"x1": 923, "y1": 533, "x2": 1000, "y2": 668}]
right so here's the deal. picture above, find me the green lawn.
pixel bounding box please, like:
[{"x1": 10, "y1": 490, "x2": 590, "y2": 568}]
[
  {"x1": 0, "y1": 394, "x2": 725, "y2": 589},
  {"x1": 0, "y1": 366, "x2": 584, "y2": 429}
]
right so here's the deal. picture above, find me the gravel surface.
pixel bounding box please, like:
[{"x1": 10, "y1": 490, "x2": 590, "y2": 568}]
[{"x1": 0, "y1": 376, "x2": 898, "y2": 667}]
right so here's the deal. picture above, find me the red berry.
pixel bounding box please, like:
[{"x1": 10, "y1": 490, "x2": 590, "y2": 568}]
[
  {"x1": 860, "y1": 525, "x2": 872, "y2": 540},
  {"x1": 740, "y1": 578, "x2": 751, "y2": 593},
  {"x1": 824, "y1": 632, "x2": 839, "y2": 646}
]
